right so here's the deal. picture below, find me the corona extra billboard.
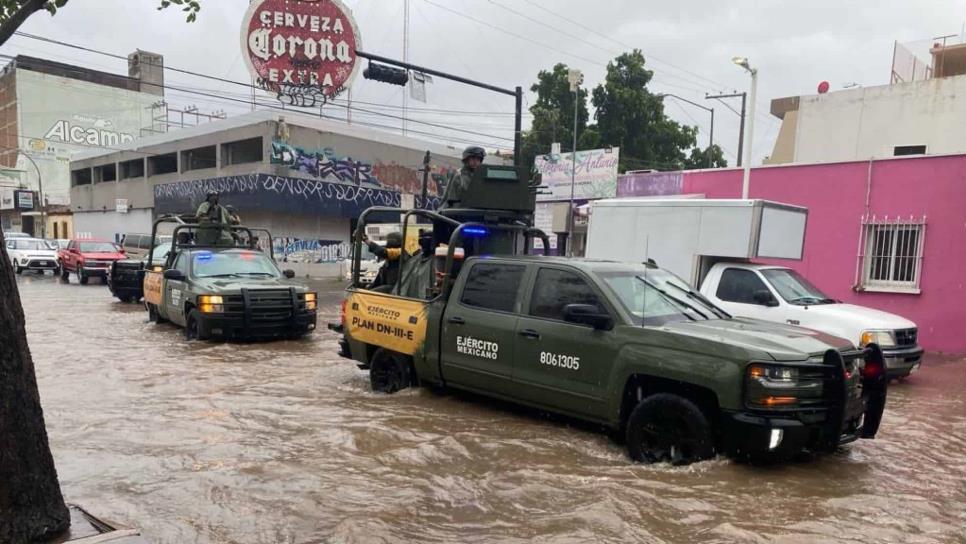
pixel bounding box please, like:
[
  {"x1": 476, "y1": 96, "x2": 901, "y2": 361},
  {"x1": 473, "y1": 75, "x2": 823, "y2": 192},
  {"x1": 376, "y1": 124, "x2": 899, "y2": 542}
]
[{"x1": 241, "y1": 0, "x2": 362, "y2": 107}]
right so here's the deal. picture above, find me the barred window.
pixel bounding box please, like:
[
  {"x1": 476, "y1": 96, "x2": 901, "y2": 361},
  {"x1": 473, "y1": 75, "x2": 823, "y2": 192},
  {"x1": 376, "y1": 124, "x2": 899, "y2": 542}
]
[{"x1": 857, "y1": 216, "x2": 926, "y2": 293}]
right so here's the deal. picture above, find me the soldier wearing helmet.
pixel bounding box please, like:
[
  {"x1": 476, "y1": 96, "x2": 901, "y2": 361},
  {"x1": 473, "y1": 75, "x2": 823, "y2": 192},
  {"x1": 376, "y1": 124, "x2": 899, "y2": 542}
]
[
  {"x1": 195, "y1": 191, "x2": 233, "y2": 246},
  {"x1": 439, "y1": 146, "x2": 485, "y2": 210},
  {"x1": 365, "y1": 230, "x2": 404, "y2": 291}
]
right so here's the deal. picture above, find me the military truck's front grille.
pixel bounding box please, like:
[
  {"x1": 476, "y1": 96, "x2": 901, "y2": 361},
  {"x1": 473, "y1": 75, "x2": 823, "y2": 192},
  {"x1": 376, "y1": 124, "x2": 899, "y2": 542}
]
[
  {"x1": 895, "y1": 328, "x2": 918, "y2": 346},
  {"x1": 248, "y1": 289, "x2": 294, "y2": 321}
]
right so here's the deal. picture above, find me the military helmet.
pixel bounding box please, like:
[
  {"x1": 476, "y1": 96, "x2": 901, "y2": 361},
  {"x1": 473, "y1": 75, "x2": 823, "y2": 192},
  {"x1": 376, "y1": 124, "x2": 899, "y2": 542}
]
[
  {"x1": 386, "y1": 231, "x2": 403, "y2": 249},
  {"x1": 206, "y1": 190, "x2": 218, "y2": 199},
  {"x1": 461, "y1": 146, "x2": 485, "y2": 162}
]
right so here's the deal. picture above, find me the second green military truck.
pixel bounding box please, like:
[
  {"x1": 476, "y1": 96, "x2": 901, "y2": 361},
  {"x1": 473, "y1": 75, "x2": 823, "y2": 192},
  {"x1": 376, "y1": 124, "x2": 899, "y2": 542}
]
[
  {"x1": 144, "y1": 217, "x2": 317, "y2": 340},
  {"x1": 334, "y1": 164, "x2": 888, "y2": 464}
]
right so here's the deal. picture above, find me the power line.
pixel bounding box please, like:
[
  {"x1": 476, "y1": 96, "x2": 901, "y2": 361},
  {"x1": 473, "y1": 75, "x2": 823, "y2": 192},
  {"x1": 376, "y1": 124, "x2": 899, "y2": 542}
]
[{"x1": 6, "y1": 33, "x2": 516, "y2": 145}]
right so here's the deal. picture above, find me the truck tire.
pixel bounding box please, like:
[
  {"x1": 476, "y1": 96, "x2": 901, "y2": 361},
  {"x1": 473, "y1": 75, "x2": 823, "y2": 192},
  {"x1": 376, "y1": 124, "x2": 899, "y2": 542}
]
[
  {"x1": 60, "y1": 266, "x2": 69, "y2": 281},
  {"x1": 626, "y1": 393, "x2": 715, "y2": 465},
  {"x1": 14, "y1": 263, "x2": 22, "y2": 274},
  {"x1": 369, "y1": 348, "x2": 413, "y2": 394},
  {"x1": 78, "y1": 267, "x2": 89, "y2": 284},
  {"x1": 185, "y1": 309, "x2": 208, "y2": 341}
]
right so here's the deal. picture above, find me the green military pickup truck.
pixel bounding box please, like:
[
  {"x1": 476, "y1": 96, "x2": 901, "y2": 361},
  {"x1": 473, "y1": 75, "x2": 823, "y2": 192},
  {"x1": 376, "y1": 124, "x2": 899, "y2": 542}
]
[
  {"x1": 333, "y1": 164, "x2": 888, "y2": 464},
  {"x1": 143, "y1": 218, "x2": 317, "y2": 341}
]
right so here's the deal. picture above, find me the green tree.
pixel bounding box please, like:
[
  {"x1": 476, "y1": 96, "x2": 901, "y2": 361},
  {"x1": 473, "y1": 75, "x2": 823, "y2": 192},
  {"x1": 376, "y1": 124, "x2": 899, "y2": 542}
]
[
  {"x1": 0, "y1": 3, "x2": 198, "y2": 541},
  {"x1": 0, "y1": 0, "x2": 200, "y2": 46},
  {"x1": 591, "y1": 50, "x2": 698, "y2": 172},
  {"x1": 683, "y1": 144, "x2": 728, "y2": 170},
  {"x1": 521, "y1": 63, "x2": 590, "y2": 171}
]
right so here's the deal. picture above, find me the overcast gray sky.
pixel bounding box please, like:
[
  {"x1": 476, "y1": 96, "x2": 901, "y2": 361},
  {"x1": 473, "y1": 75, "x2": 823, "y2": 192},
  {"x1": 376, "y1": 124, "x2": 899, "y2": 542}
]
[{"x1": 6, "y1": 0, "x2": 966, "y2": 167}]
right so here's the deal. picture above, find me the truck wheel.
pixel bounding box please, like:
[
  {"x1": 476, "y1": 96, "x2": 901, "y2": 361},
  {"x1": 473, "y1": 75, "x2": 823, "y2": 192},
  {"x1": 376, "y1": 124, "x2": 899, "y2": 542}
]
[
  {"x1": 185, "y1": 309, "x2": 208, "y2": 341},
  {"x1": 78, "y1": 268, "x2": 89, "y2": 284},
  {"x1": 369, "y1": 349, "x2": 413, "y2": 394},
  {"x1": 14, "y1": 263, "x2": 22, "y2": 274},
  {"x1": 626, "y1": 393, "x2": 714, "y2": 465},
  {"x1": 60, "y1": 266, "x2": 69, "y2": 281}
]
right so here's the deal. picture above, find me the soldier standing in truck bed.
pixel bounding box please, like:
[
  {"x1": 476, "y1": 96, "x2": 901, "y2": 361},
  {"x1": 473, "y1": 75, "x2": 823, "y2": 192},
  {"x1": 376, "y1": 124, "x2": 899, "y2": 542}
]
[
  {"x1": 195, "y1": 191, "x2": 233, "y2": 246},
  {"x1": 438, "y1": 146, "x2": 485, "y2": 210}
]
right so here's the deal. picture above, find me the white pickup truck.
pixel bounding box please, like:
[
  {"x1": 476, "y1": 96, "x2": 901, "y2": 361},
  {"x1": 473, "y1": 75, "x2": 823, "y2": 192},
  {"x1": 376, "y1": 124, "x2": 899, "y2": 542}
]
[
  {"x1": 699, "y1": 262, "x2": 922, "y2": 378},
  {"x1": 586, "y1": 198, "x2": 924, "y2": 378}
]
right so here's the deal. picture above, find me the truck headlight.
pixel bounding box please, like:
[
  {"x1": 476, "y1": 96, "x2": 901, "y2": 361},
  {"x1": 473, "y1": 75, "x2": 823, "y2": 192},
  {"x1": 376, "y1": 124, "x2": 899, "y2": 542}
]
[
  {"x1": 746, "y1": 363, "x2": 805, "y2": 409},
  {"x1": 305, "y1": 292, "x2": 317, "y2": 311},
  {"x1": 860, "y1": 330, "x2": 896, "y2": 348},
  {"x1": 198, "y1": 295, "x2": 224, "y2": 314}
]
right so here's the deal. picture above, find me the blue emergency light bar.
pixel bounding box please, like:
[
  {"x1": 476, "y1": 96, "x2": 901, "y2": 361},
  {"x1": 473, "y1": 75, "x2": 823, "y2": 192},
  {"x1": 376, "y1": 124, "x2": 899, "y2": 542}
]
[{"x1": 463, "y1": 227, "x2": 488, "y2": 236}]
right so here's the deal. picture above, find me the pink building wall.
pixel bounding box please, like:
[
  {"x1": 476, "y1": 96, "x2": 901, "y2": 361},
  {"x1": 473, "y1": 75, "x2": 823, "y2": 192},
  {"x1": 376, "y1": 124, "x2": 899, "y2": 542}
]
[{"x1": 680, "y1": 155, "x2": 966, "y2": 353}]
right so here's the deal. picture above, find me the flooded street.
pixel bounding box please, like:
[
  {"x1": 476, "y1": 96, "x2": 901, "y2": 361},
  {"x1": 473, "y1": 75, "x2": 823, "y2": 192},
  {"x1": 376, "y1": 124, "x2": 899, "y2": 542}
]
[{"x1": 16, "y1": 273, "x2": 966, "y2": 544}]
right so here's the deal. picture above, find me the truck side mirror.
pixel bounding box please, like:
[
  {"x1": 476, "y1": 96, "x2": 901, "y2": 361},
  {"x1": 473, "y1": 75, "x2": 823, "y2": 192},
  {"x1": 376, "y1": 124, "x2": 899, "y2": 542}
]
[
  {"x1": 283, "y1": 269, "x2": 295, "y2": 279},
  {"x1": 753, "y1": 289, "x2": 779, "y2": 307},
  {"x1": 163, "y1": 269, "x2": 185, "y2": 281},
  {"x1": 563, "y1": 303, "x2": 614, "y2": 330}
]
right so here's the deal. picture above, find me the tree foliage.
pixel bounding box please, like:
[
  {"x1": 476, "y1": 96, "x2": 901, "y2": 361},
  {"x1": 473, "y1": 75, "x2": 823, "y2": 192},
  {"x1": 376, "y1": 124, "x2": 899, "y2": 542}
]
[
  {"x1": 520, "y1": 63, "x2": 590, "y2": 172},
  {"x1": 0, "y1": 0, "x2": 200, "y2": 47},
  {"x1": 683, "y1": 144, "x2": 728, "y2": 170},
  {"x1": 523, "y1": 50, "x2": 724, "y2": 173}
]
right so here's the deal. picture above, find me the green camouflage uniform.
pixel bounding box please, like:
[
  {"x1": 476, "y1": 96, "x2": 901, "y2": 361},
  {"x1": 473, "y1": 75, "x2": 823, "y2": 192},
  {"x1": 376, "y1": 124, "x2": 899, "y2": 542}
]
[{"x1": 195, "y1": 201, "x2": 233, "y2": 246}]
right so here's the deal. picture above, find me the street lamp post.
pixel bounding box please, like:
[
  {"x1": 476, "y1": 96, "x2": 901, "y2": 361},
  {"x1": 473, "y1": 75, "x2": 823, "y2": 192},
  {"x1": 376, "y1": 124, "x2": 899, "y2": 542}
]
[
  {"x1": 567, "y1": 68, "x2": 583, "y2": 257},
  {"x1": 659, "y1": 93, "x2": 715, "y2": 168},
  {"x1": 732, "y1": 56, "x2": 757, "y2": 199},
  {"x1": 19, "y1": 152, "x2": 45, "y2": 239}
]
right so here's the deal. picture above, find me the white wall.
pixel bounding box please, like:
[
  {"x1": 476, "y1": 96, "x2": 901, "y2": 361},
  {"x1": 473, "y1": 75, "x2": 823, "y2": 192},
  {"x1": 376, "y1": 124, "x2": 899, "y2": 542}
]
[
  {"x1": 73, "y1": 209, "x2": 152, "y2": 241},
  {"x1": 792, "y1": 75, "x2": 966, "y2": 163}
]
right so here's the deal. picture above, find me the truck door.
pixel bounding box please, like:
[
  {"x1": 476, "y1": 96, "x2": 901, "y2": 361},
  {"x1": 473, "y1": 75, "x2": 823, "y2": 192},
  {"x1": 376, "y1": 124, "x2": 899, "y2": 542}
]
[
  {"x1": 708, "y1": 267, "x2": 781, "y2": 322},
  {"x1": 512, "y1": 266, "x2": 616, "y2": 418},
  {"x1": 163, "y1": 252, "x2": 190, "y2": 326},
  {"x1": 439, "y1": 261, "x2": 525, "y2": 392}
]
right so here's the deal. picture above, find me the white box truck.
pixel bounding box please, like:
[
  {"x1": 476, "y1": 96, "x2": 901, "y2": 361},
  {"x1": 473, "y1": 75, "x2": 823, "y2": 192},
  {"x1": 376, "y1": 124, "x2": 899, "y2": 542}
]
[{"x1": 586, "y1": 199, "x2": 922, "y2": 378}]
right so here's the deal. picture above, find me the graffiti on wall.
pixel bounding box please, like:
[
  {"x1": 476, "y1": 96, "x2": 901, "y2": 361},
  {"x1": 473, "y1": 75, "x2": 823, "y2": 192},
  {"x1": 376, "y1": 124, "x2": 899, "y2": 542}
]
[
  {"x1": 270, "y1": 140, "x2": 458, "y2": 196},
  {"x1": 153, "y1": 174, "x2": 404, "y2": 217},
  {"x1": 274, "y1": 238, "x2": 350, "y2": 263}
]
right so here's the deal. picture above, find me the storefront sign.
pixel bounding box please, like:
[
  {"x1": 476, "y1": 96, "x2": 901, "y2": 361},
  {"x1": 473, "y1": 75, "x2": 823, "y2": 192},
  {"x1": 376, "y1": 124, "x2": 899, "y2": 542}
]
[
  {"x1": 15, "y1": 190, "x2": 34, "y2": 210},
  {"x1": 534, "y1": 147, "x2": 620, "y2": 202},
  {"x1": 116, "y1": 198, "x2": 129, "y2": 213},
  {"x1": 0, "y1": 187, "x2": 14, "y2": 210},
  {"x1": 241, "y1": 0, "x2": 362, "y2": 106}
]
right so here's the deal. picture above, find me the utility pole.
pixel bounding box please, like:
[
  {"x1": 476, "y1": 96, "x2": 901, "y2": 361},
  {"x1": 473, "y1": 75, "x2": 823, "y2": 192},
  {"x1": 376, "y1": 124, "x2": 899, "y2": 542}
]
[
  {"x1": 567, "y1": 68, "x2": 583, "y2": 257},
  {"x1": 733, "y1": 56, "x2": 757, "y2": 199},
  {"x1": 19, "y1": 152, "x2": 44, "y2": 239},
  {"x1": 402, "y1": 0, "x2": 410, "y2": 136},
  {"x1": 706, "y1": 91, "x2": 746, "y2": 167},
  {"x1": 660, "y1": 93, "x2": 715, "y2": 167}
]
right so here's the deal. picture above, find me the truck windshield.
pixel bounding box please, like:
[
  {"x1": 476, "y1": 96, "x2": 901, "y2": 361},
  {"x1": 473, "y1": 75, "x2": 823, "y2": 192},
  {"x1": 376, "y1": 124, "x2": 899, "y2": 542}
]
[
  {"x1": 78, "y1": 242, "x2": 119, "y2": 252},
  {"x1": 761, "y1": 268, "x2": 835, "y2": 305},
  {"x1": 192, "y1": 251, "x2": 280, "y2": 278},
  {"x1": 600, "y1": 268, "x2": 725, "y2": 326}
]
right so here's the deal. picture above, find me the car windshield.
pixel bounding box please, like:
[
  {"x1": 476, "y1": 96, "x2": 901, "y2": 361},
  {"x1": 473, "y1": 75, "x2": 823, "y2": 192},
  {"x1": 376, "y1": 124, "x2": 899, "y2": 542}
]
[
  {"x1": 79, "y1": 242, "x2": 120, "y2": 252},
  {"x1": 10, "y1": 239, "x2": 55, "y2": 250},
  {"x1": 191, "y1": 250, "x2": 280, "y2": 278},
  {"x1": 761, "y1": 268, "x2": 835, "y2": 305},
  {"x1": 600, "y1": 266, "x2": 727, "y2": 326}
]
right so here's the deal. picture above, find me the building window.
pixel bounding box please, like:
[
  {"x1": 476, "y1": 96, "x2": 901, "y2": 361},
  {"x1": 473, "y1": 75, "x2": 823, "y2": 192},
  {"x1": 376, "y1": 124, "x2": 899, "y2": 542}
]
[
  {"x1": 120, "y1": 159, "x2": 145, "y2": 180},
  {"x1": 147, "y1": 152, "x2": 178, "y2": 176},
  {"x1": 71, "y1": 168, "x2": 92, "y2": 186},
  {"x1": 894, "y1": 145, "x2": 926, "y2": 156},
  {"x1": 181, "y1": 145, "x2": 217, "y2": 171},
  {"x1": 857, "y1": 216, "x2": 926, "y2": 293},
  {"x1": 94, "y1": 163, "x2": 116, "y2": 183},
  {"x1": 222, "y1": 137, "x2": 263, "y2": 165}
]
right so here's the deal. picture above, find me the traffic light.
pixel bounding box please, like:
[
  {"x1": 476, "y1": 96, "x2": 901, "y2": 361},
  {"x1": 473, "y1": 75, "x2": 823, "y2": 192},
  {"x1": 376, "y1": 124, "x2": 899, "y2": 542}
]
[{"x1": 363, "y1": 62, "x2": 409, "y2": 86}]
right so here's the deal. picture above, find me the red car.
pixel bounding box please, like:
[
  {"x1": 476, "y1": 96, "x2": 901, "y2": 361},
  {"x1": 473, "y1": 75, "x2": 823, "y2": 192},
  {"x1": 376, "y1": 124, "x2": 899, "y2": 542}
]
[{"x1": 59, "y1": 239, "x2": 126, "y2": 284}]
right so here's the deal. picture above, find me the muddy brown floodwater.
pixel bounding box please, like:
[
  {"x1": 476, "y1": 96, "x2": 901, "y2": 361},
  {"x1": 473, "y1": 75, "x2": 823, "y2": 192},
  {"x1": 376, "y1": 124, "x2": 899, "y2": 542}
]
[{"x1": 14, "y1": 273, "x2": 966, "y2": 543}]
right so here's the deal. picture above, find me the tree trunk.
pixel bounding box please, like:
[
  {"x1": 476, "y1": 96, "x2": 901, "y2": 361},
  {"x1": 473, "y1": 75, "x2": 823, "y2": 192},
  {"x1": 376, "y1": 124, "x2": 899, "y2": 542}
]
[
  {"x1": 0, "y1": 0, "x2": 49, "y2": 48},
  {"x1": 0, "y1": 227, "x2": 70, "y2": 541}
]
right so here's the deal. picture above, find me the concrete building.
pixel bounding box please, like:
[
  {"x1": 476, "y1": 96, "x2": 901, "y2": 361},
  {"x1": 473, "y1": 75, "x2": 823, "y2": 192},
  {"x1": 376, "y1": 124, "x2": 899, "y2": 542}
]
[
  {"x1": 767, "y1": 39, "x2": 966, "y2": 165},
  {"x1": 0, "y1": 52, "x2": 166, "y2": 236},
  {"x1": 69, "y1": 110, "x2": 463, "y2": 262}
]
